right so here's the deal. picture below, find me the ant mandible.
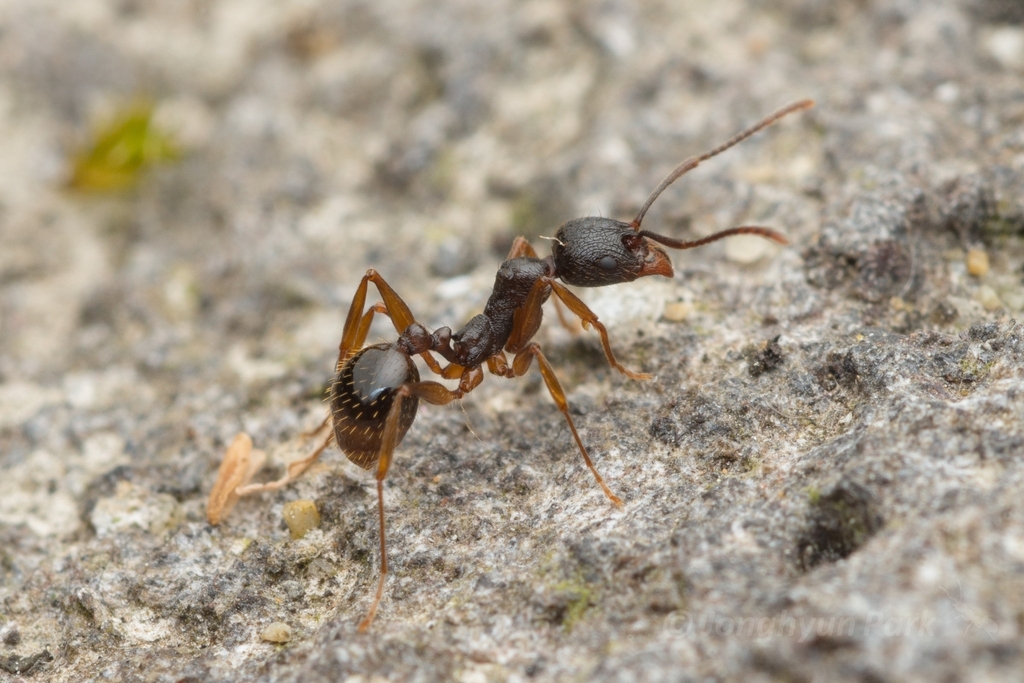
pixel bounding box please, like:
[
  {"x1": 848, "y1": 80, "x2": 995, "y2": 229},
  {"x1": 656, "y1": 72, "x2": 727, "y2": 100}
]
[{"x1": 207, "y1": 99, "x2": 814, "y2": 631}]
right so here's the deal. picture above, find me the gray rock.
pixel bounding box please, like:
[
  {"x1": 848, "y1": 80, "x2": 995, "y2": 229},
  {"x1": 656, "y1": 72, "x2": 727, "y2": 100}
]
[{"x1": 0, "y1": 0, "x2": 1022, "y2": 681}]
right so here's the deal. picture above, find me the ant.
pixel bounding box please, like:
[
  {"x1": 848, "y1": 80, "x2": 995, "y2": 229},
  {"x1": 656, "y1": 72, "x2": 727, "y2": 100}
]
[{"x1": 207, "y1": 99, "x2": 814, "y2": 631}]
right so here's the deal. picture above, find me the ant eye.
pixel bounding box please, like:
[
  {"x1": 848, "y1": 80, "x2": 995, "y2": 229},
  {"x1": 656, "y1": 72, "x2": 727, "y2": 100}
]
[{"x1": 599, "y1": 256, "x2": 617, "y2": 271}]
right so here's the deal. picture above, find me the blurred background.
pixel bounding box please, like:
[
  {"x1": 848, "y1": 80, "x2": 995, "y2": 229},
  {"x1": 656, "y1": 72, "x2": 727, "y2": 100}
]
[{"x1": 1, "y1": 0, "x2": 1023, "y2": 680}]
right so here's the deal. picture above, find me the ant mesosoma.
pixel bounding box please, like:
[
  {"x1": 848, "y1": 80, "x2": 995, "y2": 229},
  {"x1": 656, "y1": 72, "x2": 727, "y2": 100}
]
[{"x1": 207, "y1": 99, "x2": 814, "y2": 631}]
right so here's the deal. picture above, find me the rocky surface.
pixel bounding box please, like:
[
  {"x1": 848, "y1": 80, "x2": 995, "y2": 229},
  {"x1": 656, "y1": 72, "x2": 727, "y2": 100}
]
[{"x1": 1, "y1": 0, "x2": 1023, "y2": 681}]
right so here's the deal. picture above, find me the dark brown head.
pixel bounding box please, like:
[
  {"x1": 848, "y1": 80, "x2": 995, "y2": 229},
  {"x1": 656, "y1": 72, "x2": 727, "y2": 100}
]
[
  {"x1": 550, "y1": 100, "x2": 812, "y2": 289},
  {"x1": 551, "y1": 217, "x2": 673, "y2": 287},
  {"x1": 330, "y1": 343, "x2": 420, "y2": 469}
]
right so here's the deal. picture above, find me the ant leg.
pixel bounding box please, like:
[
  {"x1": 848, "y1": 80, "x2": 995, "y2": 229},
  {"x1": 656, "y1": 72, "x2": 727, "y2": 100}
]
[
  {"x1": 505, "y1": 276, "x2": 550, "y2": 355},
  {"x1": 487, "y1": 350, "x2": 512, "y2": 378},
  {"x1": 235, "y1": 431, "x2": 335, "y2": 496},
  {"x1": 341, "y1": 270, "x2": 416, "y2": 358},
  {"x1": 361, "y1": 475, "x2": 389, "y2": 633},
  {"x1": 300, "y1": 414, "x2": 331, "y2": 441},
  {"x1": 506, "y1": 235, "x2": 539, "y2": 260},
  {"x1": 546, "y1": 278, "x2": 651, "y2": 380},
  {"x1": 358, "y1": 370, "x2": 484, "y2": 632},
  {"x1": 509, "y1": 343, "x2": 623, "y2": 507},
  {"x1": 507, "y1": 238, "x2": 578, "y2": 333},
  {"x1": 551, "y1": 296, "x2": 579, "y2": 334},
  {"x1": 506, "y1": 277, "x2": 648, "y2": 379},
  {"x1": 340, "y1": 270, "x2": 451, "y2": 376},
  {"x1": 358, "y1": 381, "x2": 411, "y2": 632},
  {"x1": 207, "y1": 428, "x2": 333, "y2": 525}
]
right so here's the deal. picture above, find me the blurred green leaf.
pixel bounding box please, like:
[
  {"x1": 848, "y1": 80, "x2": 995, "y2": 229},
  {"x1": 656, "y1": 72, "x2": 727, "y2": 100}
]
[{"x1": 69, "y1": 102, "x2": 180, "y2": 192}]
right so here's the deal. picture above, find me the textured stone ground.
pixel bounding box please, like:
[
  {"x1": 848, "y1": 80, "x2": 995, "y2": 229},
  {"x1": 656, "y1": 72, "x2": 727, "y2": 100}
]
[{"x1": 1, "y1": 0, "x2": 1023, "y2": 681}]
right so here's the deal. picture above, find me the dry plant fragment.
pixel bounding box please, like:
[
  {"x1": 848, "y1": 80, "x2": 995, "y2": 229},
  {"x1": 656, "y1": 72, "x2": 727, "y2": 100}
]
[{"x1": 206, "y1": 433, "x2": 266, "y2": 525}]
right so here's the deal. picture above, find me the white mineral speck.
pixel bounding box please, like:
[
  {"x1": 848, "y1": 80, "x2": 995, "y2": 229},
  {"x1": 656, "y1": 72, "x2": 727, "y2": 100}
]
[{"x1": 261, "y1": 622, "x2": 292, "y2": 643}]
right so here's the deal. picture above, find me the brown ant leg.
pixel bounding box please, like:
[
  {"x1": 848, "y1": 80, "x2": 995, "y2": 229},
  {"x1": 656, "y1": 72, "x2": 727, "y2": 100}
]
[
  {"x1": 300, "y1": 414, "x2": 331, "y2": 441},
  {"x1": 505, "y1": 276, "x2": 550, "y2": 354},
  {"x1": 226, "y1": 297, "x2": 390, "y2": 503},
  {"x1": 505, "y1": 235, "x2": 537, "y2": 260},
  {"x1": 507, "y1": 237, "x2": 578, "y2": 334},
  {"x1": 508, "y1": 276, "x2": 650, "y2": 380},
  {"x1": 551, "y1": 297, "x2": 580, "y2": 334},
  {"x1": 234, "y1": 431, "x2": 335, "y2": 496},
  {"x1": 545, "y1": 278, "x2": 651, "y2": 380},
  {"x1": 340, "y1": 271, "x2": 416, "y2": 359},
  {"x1": 509, "y1": 343, "x2": 623, "y2": 507},
  {"x1": 340, "y1": 270, "x2": 453, "y2": 377},
  {"x1": 436, "y1": 363, "x2": 466, "y2": 380},
  {"x1": 486, "y1": 351, "x2": 512, "y2": 377},
  {"x1": 358, "y1": 369, "x2": 484, "y2": 632}
]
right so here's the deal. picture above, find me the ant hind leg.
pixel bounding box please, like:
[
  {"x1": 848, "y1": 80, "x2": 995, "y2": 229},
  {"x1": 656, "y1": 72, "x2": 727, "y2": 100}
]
[
  {"x1": 234, "y1": 431, "x2": 335, "y2": 497},
  {"x1": 357, "y1": 369, "x2": 485, "y2": 632}
]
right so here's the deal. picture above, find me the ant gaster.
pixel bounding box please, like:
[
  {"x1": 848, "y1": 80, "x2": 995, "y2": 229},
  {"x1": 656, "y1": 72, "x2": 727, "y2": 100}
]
[{"x1": 207, "y1": 99, "x2": 814, "y2": 631}]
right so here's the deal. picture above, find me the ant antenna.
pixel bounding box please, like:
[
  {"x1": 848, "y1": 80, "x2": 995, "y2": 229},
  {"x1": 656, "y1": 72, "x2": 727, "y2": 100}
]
[
  {"x1": 640, "y1": 224, "x2": 790, "y2": 249},
  {"x1": 630, "y1": 99, "x2": 815, "y2": 239}
]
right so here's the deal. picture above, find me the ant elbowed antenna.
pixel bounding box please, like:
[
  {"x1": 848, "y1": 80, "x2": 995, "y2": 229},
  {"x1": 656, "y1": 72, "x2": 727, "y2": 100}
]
[{"x1": 207, "y1": 99, "x2": 815, "y2": 631}]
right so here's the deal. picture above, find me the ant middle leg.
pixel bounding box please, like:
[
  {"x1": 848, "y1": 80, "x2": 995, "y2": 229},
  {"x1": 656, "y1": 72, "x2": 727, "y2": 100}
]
[{"x1": 498, "y1": 342, "x2": 623, "y2": 507}]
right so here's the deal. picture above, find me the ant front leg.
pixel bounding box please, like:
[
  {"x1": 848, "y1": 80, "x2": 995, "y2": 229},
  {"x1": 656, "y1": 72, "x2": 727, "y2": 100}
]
[
  {"x1": 545, "y1": 278, "x2": 651, "y2": 380},
  {"x1": 507, "y1": 276, "x2": 650, "y2": 380},
  {"x1": 496, "y1": 343, "x2": 623, "y2": 507},
  {"x1": 506, "y1": 237, "x2": 578, "y2": 333}
]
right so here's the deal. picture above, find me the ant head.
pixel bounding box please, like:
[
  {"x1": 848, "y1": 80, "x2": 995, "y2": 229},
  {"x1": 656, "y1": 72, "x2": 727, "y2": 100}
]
[
  {"x1": 551, "y1": 217, "x2": 673, "y2": 287},
  {"x1": 550, "y1": 100, "x2": 811, "y2": 288}
]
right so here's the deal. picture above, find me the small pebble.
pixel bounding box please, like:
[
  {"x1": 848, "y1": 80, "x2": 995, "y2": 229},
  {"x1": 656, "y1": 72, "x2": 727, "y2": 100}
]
[
  {"x1": 282, "y1": 500, "x2": 321, "y2": 539},
  {"x1": 261, "y1": 622, "x2": 292, "y2": 643},
  {"x1": 978, "y1": 285, "x2": 1003, "y2": 311},
  {"x1": 966, "y1": 248, "x2": 989, "y2": 277},
  {"x1": 662, "y1": 301, "x2": 691, "y2": 322}
]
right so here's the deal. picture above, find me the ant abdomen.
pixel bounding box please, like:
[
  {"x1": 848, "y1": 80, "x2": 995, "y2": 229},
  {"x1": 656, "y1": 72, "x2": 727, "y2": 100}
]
[{"x1": 330, "y1": 344, "x2": 420, "y2": 469}]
